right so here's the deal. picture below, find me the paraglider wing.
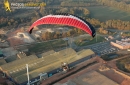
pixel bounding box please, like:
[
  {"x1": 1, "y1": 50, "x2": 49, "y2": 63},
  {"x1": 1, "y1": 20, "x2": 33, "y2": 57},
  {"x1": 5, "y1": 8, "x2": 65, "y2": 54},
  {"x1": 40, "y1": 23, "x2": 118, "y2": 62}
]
[{"x1": 28, "y1": 14, "x2": 96, "y2": 37}]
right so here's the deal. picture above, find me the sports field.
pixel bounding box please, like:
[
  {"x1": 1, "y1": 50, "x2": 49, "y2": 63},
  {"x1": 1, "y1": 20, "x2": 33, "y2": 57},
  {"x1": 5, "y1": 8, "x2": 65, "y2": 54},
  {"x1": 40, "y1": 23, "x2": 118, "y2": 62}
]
[{"x1": 87, "y1": 6, "x2": 130, "y2": 22}]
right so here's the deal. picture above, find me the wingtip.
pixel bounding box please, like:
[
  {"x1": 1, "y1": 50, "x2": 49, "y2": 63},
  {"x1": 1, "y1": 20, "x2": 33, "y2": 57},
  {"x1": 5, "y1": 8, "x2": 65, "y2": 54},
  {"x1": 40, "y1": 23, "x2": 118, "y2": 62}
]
[
  {"x1": 28, "y1": 28, "x2": 33, "y2": 34},
  {"x1": 92, "y1": 33, "x2": 96, "y2": 38}
]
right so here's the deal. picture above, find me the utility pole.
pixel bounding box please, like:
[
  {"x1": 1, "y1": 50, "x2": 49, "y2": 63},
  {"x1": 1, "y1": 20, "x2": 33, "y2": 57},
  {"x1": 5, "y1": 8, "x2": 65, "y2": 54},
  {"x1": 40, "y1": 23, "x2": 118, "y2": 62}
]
[
  {"x1": 26, "y1": 64, "x2": 30, "y2": 85},
  {"x1": 96, "y1": 34, "x2": 97, "y2": 42}
]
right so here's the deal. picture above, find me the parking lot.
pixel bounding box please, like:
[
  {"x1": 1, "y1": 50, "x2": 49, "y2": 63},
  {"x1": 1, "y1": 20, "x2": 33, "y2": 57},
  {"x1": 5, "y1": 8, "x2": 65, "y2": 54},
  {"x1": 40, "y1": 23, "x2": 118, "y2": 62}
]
[{"x1": 78, "y1": 41, "x2": 119, "y2": 56}]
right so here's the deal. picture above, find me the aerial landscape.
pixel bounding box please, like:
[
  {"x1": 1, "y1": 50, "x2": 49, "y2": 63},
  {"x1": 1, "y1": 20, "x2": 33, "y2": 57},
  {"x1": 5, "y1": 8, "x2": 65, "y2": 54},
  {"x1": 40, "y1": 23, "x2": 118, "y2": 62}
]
[{"x1": 0, "y1": 0, "x2": 130, "y2": 85}]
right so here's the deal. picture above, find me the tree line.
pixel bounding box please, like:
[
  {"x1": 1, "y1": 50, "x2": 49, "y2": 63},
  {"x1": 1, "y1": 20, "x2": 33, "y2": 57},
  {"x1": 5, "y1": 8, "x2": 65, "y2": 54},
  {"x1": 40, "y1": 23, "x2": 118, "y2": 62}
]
[
  {"x1": 60, "y1": 0, "x2": 101, "y2": 7},
  {"x1": 0, "y1": 7, "x2": 90, "y2": 29},
  {"x1": 39, "y1": 28, "x2": 85, "y2": 41},
  {"x1": 39, "y1": 7, "x2": 90, "y2": 18},
  {"x1": 96, "y1": 0, "x2": 130, "y2": 12},
  {"x1": 0, "y1": 17, "x2": 32, "y2": 29},
  {"x1": 86, "y1": 18, "x2": 130, "y2": 30},
  {"x1": 1, "y1": 0, "x2": 130, "y2": 32}
]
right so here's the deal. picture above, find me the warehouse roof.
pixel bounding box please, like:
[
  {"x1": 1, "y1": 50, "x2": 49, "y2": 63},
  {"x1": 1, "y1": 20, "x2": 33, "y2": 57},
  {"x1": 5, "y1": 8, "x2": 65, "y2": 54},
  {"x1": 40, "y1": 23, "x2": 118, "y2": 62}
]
[
  {"x1": 77, "y1": 49, "x2": 95, "y2": 57},
  {"x1": 0, "y1": 50, "x2": 3, "y2": 54},
  {"x1": 9, "y1": 48, "x2": 77, "y2": 78},
  {"x1": 16, "y1": 53, "x2": 27, "y2": 59},
  {"x1": 12, "y1": 49, "x2": 94, "y2": 84},
  {"x1": 0, "y1": 59, "x2": 6, "y2": 66},
  {"x1": 5, "y1": 55, "x2": 19, "y2": 63},
  {"x1": 38, "y1": 50, "x2": 55, "y2": 58},
  {"x1": 0, "y1": 55, "x2": 38, "y2": 71}
]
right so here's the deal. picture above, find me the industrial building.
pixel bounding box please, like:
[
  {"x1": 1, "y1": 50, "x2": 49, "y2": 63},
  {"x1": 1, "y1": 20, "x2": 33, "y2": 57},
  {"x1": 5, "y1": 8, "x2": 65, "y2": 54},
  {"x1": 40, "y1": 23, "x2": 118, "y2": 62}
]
[
  {"x1": 111, "y1": 38, "x2": 130, "y2": 49},
  {"x1": 0, "y1": 59, "x2": 6, "y2": 65},
  {"x1": 0, "y1": 50, "x2": 4, "y2": 59},
  {"x1": 0, "y1": 48, "x2": 95, "y2": 85},
  {"x1": 0, "y1": 47, "x2": 18, "y2": 58},
  {"x1": 54, "y1": 71, "x2": 119, "y2": 85}
]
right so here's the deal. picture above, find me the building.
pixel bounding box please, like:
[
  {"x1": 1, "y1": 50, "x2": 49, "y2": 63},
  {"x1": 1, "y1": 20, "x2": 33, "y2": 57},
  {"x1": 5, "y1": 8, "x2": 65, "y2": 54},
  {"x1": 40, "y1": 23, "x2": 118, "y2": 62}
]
[
  {"x1": 0, "y1": 59, "x2": 6, "y2": 66},
  {"x1": 0, "y1": 48, "x2": 95, "y2": 85},
  {"x1": 5, "y1": 55, "x2": 19, "y2": 63},
  {"x1": 0, "y1": 50, "x2": 4, "y2": 59},
  {"x1": 0, "y1": 42, "x2": 9, "y2": 48},
  {"x1": 0, "y1": 55, "x2": 38, "y2": 72},
  {"x1": 33, "y1": 30, "x2": 42, "y2": 39},
  {"x1": 16, "y1": 52, "x2": 27, "y2": 59},
  {"x1": 0, "y1": 29, "x2": 7, "y2": 34},
  {"x1": 54, "y1": 71, "x2": 119, "y2": 85},
  {"x1": 111, "y1": 39, "x2": 130, "y2": 49},
  {"x1": 0, "y1": 47, "x2": 18, "y2": 57},
  {"x1": 14, "y1": 32, "x2": 35, "y2": 43},
  {"x1": 38, "y1": 50, "x2": 55, "y2": 58}
]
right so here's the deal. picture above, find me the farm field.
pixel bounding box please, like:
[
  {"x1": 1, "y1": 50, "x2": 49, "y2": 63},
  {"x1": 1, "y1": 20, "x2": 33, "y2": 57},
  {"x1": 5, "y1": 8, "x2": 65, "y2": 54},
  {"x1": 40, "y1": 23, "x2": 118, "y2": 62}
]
[{"x1": 87, "y1": 6, "x2": 130, "y2": 22}]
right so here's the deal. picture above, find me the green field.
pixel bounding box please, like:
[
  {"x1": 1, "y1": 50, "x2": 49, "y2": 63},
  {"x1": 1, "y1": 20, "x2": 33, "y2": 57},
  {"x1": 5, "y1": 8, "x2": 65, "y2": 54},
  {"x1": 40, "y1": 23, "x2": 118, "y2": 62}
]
[
  {"x1": 75, "y1": 35, "x2": 106, "y2": 46},
  {"x1": 28, "y1": 39, "x2": 68, "y2": 53},
  {"x1": 87, "y1": 6, "x2": 130, "y2": 22}
]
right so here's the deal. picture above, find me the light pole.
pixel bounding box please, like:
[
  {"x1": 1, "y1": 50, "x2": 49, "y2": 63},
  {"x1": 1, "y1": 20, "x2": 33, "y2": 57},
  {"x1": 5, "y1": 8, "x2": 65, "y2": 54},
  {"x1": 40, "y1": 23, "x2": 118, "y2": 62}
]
[
  {"x1": 96, "y1": 34, "x2": 97, "y2": 42},
  {"x1": 26, "y1": 64, "x2": 30, "y2": 85}
]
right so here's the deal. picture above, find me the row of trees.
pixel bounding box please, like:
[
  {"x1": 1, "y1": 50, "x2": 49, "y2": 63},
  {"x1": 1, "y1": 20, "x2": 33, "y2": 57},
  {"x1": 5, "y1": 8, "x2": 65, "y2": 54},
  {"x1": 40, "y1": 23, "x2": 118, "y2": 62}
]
[
  {"x1": 39, "y1": 7, "x2": 90, "y2": 17},
  {"x1": 1, "y1": 0, "x2": 130, "y2": 32},
  {"x1": 0, "y1": 7, "x2": 90, "y2": 29},
  {"x1": 0, "y1": 17, "x2": 32, "y2": 29},
  {"x1": 116, "y1": 0, "x2": 130, "y2": 4},
  {"x1": 40, "y1": 28, "x2": 85, "y2": 41},
  {"x1": 60, "y1": 1, "x2": 101, "y2": 7},
  {"x1": 96, "y1": 0, "x2": 130, "y2": 12},
  {"x1": 86, "y1": 18, "x2": 130, "y2": 30}
]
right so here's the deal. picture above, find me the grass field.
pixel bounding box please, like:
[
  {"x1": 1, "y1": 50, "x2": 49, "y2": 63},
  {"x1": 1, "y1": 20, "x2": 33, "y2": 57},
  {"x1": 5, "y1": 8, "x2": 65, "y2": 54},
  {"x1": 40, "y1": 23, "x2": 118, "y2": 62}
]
[
  {"x1": 87, "y1": 6, "x2": 130, "y2": 22},
  {"x1": 75, "y1": 35, "x2": 106, "y2": 46},
  {"x1": 28, "y1": 39, "x2": 68, "y2": 53}
]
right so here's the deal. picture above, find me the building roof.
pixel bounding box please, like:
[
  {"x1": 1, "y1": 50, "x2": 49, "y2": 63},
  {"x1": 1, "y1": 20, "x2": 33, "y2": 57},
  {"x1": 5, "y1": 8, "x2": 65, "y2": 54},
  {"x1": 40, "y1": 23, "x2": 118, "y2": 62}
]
[
  {"x1": 77, "y1": 49, "x2": 95, "y2": 57},
  {"x1": 0, "y1": 47, "x2": 18, "y2": 57},
  {"x1": 5, "y1": 55, "x2": 19, "y2": 63},
  {"x1": 38, "y1": 50, "x2": 55, "y2": 58},
  {"x1": 16, "y1": 53, "x2": 27, "y2": 59},
  {"x1": 115, "y1": 40, "x2": 130, "y2": 46},
  {"x1": 6, "y1": 48, "x2": 95, "y2": 84},
  {"x1": 0, "y1": 59, "x2": 6, "y2": 66},
  {"x1": 0, "y1": 50, "x2": 3, "y2": 55},
  {"x1": 55, "y1": 71, "x2": 119, "y2": 85},
  {"x1": 9, "y1": 48, "x2": 76, "y2": 77},
  {"x1": 0, "y1": 42, "x2": 9, "y2": 48},
  {"x1": 0, "y1": 55, "x2": 38, "y2": 71}
]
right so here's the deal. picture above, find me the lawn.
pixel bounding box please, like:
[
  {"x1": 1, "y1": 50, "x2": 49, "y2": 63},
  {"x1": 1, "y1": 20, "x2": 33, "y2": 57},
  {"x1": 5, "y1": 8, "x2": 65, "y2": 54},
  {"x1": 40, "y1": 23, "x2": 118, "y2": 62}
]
[
  {"x1": 75, "y1": 35, "x2": 106, "y2": 46},
  {"x1": 87, "y1": 6, "x2": 130, "y2": 22},
  {"x1": 28, "y1": 39, "x2": 68, "y2": 53}
]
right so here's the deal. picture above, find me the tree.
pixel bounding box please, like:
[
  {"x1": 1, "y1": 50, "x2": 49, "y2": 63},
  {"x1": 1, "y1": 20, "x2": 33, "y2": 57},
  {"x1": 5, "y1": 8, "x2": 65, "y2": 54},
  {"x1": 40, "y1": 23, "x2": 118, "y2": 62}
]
[
  {"x1": 62, "y1": 32, "x2": 67, "y2": 38},
  {"x1": 8, "y1": 22, "x2": 11, "y2": 26},
  {"x1": 67, "y1": 31, "x2": 71, "y2": 37},
  {"x1": 55, "y1": 31, "x2": 60, "y2": 38},
  {"x1": 41, "y1": 32, "x2": 47, "y2": 40},
  {"x1": 54, "y1": 34, "x2": 58, "y2": 39}
]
